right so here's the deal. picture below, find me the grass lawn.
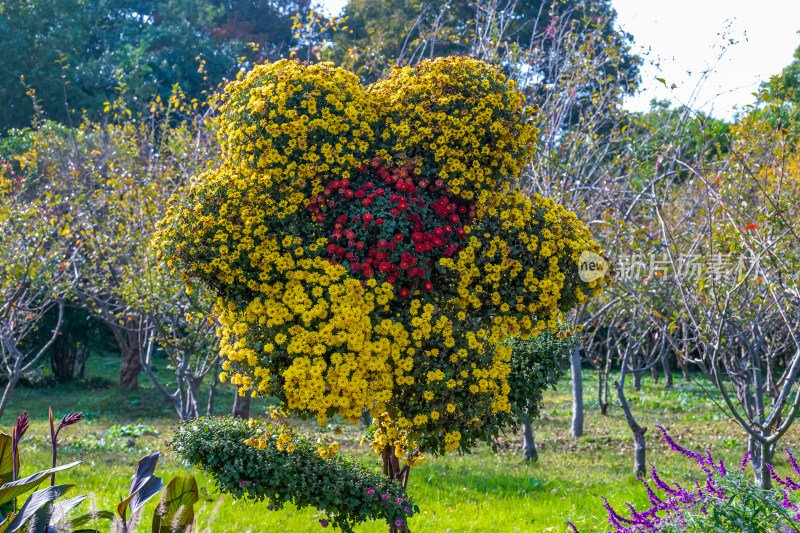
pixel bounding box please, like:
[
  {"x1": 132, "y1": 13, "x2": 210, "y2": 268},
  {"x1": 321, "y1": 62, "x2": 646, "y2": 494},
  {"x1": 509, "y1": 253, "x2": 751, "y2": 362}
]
[{"x1": 3, "y1": 356, "x2": 797, "y2": 532}]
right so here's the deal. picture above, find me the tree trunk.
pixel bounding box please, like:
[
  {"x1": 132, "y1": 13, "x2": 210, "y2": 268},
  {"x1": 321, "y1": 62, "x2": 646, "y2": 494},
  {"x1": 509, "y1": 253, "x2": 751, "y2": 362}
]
[
  {"x1": 633, "y1": 369, "x2": 643, "y2": 391},
  {"x1": 51, "y1": 342, "x2": 77, "y2": 381},
  {"x1": 361, "y1": 408, "x2": 373, "y2": 427},
  {"x1": 106, "y1": 322, "x2": 146, "y2": 391},
  {"x1": 206, "y1": 371, "x2": 219, "y2": 416},
  {"x1": 521, "y1": 413, "x2": 538, "y2": 461},
  {"x1": 662, "y1": 353, "x2": 673, "y2": 389},
  {"x1": 382, "y1": 445, "x2": 412, "y2": 533},
  {"x1": 633, "y1": 427, "x2": 646, "y2": 477},
  {"x1": 616, "y1": 367, "x2": 647, "y2": 478},
  {"x1": 677, "y1": 355, "x2": 691, "y2": 381},
  {"x1": 232, "y1": 392, "x2": 251, "y2": 419},
  {"x1": 0, "y1": 373, "x2": 20, "y2": 421},
  {"x1": 598, "y1": 369, "x2": 608, "y2": 415},
  {"x1": 186, "y1": 378, "x2": 202, "y2": 419},
  {"x1": 749, "y1": 436, "x2": 774, "y2": 490},
  {"x1": 678, "y1": 323, "x2": 691, "y2": 382},
  {"x1": 570, "y1": 346, "x2": 583, "y2": 437},
  {"x1": 119, "y1": 342, "x2": 142, "y2": 391},
  {"x1": 76, "y1": 342, "x2": 90, "y2": 380}
]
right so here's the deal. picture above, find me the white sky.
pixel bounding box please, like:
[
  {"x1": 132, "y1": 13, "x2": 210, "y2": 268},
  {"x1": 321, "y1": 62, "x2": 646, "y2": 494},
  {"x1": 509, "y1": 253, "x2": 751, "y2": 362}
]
[
  {"x1": 612, "y1": 0, "x2": 800, "y2": 119},
  {"x1": 321, "y1": 0, "x2": 800, "y2": 120}
]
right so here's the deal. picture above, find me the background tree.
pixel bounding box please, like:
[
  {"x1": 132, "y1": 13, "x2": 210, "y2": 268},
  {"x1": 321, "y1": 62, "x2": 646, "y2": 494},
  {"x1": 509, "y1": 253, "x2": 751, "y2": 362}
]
[
  {"x1": 763, "y1": 40, "x2": 800, "y2": 105},
  {"x1": 332, "y1": 0, "x2": 639, "y2": 100},
  {"x1": 0, "y1": 163, "x2": 73, "y2": 417},
  {"x1": 0, "y1": 0, "x2": 327, "y2": 132},
  {"x1": 652, "y1": 108, "x2": 800, "y2": 489},
  {"x1": 9, "y1": 88, "x2": 222, "y2": 394},
  {"x1": 28, "y1": 303, "x2": 98, "y2": 381}
]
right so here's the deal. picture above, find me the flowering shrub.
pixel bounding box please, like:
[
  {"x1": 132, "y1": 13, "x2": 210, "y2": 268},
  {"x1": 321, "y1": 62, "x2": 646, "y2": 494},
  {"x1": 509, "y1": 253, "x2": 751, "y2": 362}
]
[
  {"x1": 156, "y1": 56, "x2": 608, "y2": 528},
  {"x1": 572, "y1": 425, "x2": 800, "y2": 532},
  {"x1": 172, "y1": 416, "x2": 416, "y2": 532}
]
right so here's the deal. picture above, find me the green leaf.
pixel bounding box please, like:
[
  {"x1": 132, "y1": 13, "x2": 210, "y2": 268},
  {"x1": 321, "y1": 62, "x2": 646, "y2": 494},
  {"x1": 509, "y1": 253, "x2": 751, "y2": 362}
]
[
  {"x1": 0, "y1": 462, "x2": 82, "y2": 506},
  {"x1": 0, "y1": 513, "x2": 14, "y2": 533},
  {"x1": 152, "y1": 476, "x2": 199, "y2": 533},
  {"x1": 128, "y1": 476, "x2": 162, "y2": 521},
  {"x1": 0, "y1": 434, "x2": 18, "y2": 486},
  {"x1": 49, "y1": 494, "x2": 87, "y2": 526},
  {"x1": 117, "y1": 453, "x2": 161, "y2": 521},
  {"x1": 6, "y1": 484, "x2": 73, "y2": 532},
  {"x1": 61, "y1": 510, "x2": 114, "y2": 530}
]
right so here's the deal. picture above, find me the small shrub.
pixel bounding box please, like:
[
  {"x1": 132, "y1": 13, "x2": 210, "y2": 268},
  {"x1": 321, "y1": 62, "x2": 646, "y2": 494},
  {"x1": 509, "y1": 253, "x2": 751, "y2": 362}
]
[
  {"x1": 171, "y1": 416, "x2": 418, "y2": 532},
  {"x1": 504, "y1": 326, "x2": 574, "y2": 421}
]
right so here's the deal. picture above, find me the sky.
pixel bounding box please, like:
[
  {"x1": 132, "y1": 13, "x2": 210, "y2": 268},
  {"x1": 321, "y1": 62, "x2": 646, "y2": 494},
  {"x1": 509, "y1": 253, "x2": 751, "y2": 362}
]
[
  {"x1": 611, "y1": 0, "x2": 800, "y2": 120},
  {"x1": 320, "y1": 0, "x2": 800, "y2": 120}
]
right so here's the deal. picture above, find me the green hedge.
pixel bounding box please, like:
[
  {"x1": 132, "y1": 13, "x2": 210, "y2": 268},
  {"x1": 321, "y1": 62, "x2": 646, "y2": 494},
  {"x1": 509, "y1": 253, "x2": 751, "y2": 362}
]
[{"x1": 171, "y1": 416, "x2": 417, "y2": 531}]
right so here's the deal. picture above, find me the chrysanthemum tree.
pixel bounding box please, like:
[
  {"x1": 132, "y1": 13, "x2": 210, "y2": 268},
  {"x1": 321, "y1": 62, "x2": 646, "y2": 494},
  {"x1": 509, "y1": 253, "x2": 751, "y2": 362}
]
[{"x1": 159, "y1": 57, "x2": 609, "y2": 531}]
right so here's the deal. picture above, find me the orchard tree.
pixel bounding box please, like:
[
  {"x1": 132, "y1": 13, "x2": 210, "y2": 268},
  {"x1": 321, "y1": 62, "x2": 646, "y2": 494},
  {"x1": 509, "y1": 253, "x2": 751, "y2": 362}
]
[
  {"x1": 0, "y1": 161, "x2": 73, "y2": 418},
  {"x1": 161, "y1": 57, "x2": 610, "y2": 531},
  {"x1": 652, "y1": 107, "x2": 800, "y2": 490},
  {"x1": 9, "y1": 90, "x2": 223, "y2": 396}
]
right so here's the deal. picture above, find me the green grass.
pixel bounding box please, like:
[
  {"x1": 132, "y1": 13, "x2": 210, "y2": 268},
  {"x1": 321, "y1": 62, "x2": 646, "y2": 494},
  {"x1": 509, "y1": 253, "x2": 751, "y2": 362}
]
[{"x1": 5, "y1": 358, "x2": 800, "y2": 532}]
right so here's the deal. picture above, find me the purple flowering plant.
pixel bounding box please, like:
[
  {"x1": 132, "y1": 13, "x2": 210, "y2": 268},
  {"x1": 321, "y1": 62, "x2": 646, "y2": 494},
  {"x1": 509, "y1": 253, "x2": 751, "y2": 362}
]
[{"x1": 569, "y1": 425, "x2": 800, "y2": 532}]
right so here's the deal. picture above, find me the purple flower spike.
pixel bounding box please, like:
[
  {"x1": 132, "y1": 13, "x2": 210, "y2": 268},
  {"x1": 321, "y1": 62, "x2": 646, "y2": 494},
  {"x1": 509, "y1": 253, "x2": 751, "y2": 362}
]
[
  {"x1": 591, "y1": 427, "x2": 800, "y2": 532},
  {"x1": 786, "y1": 448, "x2": 800, "y2": 477},
  {"x1": 58, "y1": 411, "x2": 83, "y2": 431},
  {"x1": 655, "y1": 425, "x2": 704, "y2": 463},
  {"x1": 14, "y1": 411, "x2": 30, "y2": 441},
  {"x1": 740, "y1": 451, "x2": 752, "y2": 472},
  {"x1": 717, "y1": 458, "x2": 727, "y2": 477},
  {"x1": 11, "y1": 411, "x2": 29, "y2": 482}
]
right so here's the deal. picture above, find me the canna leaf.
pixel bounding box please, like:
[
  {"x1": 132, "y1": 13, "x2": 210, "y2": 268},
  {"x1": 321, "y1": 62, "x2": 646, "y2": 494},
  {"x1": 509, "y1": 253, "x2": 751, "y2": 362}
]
[
  {"x1": 0, "y1": 462, "x2": 81, "y2": 506},
  {"x1": 151, "y1": 476, "x2": 199, "y2": 533},
  {"x1": 6, "y1": 484, "x2": 73, "y2": 532},
  {"x1": 0, "y1": 434, "x2": 18, "y2": 487},
  {"x1": 117, "y1": 452, "x2": 160, "y2": 520}
]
